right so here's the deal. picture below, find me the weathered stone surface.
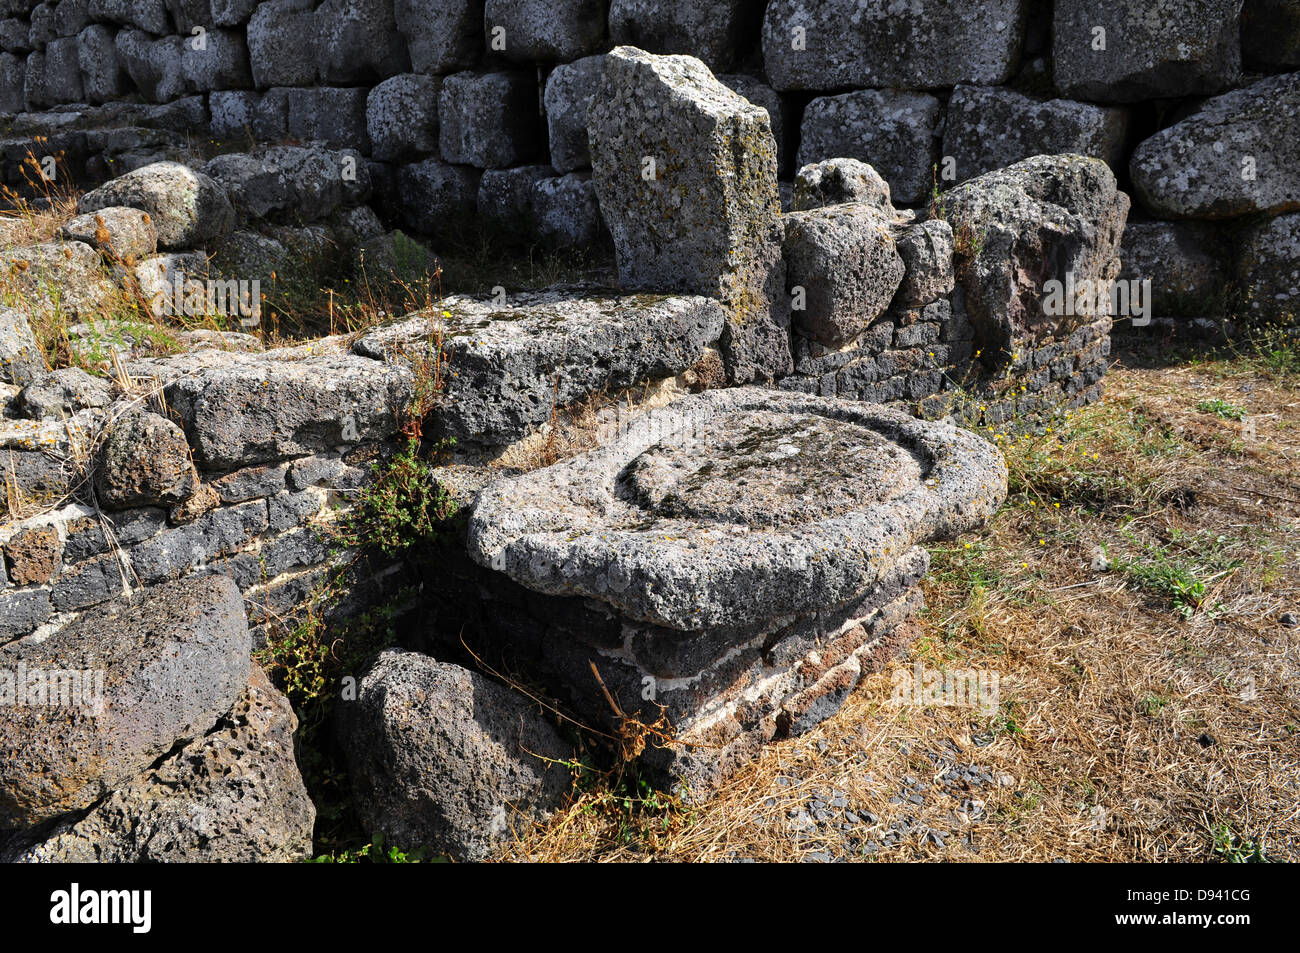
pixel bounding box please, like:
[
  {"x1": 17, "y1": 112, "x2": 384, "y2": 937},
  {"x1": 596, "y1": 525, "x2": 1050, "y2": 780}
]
[
  {"x1": 762, "y1": 0, "x2": 1026, "y2": 91},
  {"x1": 543, "y1": 54, "x2": 601, "y2": 173},
  {"x1": 209, "y1": 89, "x2": 258, "y2": 137},
  {"x1": 78, "y1": 161, "x2": 235, "y2": 250},
  {"x1": 354, "y1": 229, "x2": 438, "y2": 287},
  {"x1": 0, "y1": 588, "x2": 52, "y2": 642},
  {"x1": 1243, "y1": 0, "x2": 1300, "y2": 69},
  {"x1": 1234, "y1": 212, "x2": 1300, "y2": 327},
  {"x1": 113, "y1": 30, "x2": 186, "y2": 103},
  {"x1": 0, "y1": 52, "x2": 23, "y2": 112},
  {"x1": 1129, "y1": 74, "x2": 1300, "y2": 220},
  {"x1": 783, "y1": 203, "x2": 904, "y2": 347},
  {"x1": 354, "y1": 289, "x2": 724, "y2": 443},
  {"x1": 40, "y1": 36, "x2": 83, "y2": 104},
  {"x1": 180, "y1": 27, "x2": 252, "y2": 91},
  {"x1": 469, "y1": 387, "x2": 1007, "y2": 631},
  {"x1": 367, "y1": 73, "x2": 440, "y2": 162},
  {"x1": 792, "y1": 157, "x2": 892, "y2": 213},
  {"x1": 532, "y1": 173, "x2": 604, "y2": 249},
  {"x1": 1053, "y1": 0, "x2": 1241, "y2": 102},
  {"x1": 212, "y1": 0, "x2": 259, "y2": 26},
  {"x1": 247, "y1": 0, "x2": 318, "y2": 88},
  {"x1": 485, "y1": 0, "x2": 604, "y2": 62},
  {"x1": 609, "y1": 0, "x2": 752, "y2": 72},
  {"x1": 76, "y1": 23, "x2": 123, "y2": 103},
  {"x1": 3, "y1": 524, "x2": 60, "y2": 585},
  {"x1": 892, "y1": 218, "x2": 955, "y2": 308},
  {"x1": 935, "y1": 154, "x2": 1129, "y2": 365},
  {"x1": 1119, "y1": 220, "x2": 1228, "y2": 319},
  {"x1": 0, "y1": 575, "x2": 250, "y2": 827},
  {"x1": 397, "y1": 157, "x2": 479, "y2": 242},
  {"x1": 341, "y1": 649, "x2": 572, "y2": 862},
  {"x1": 797, "y1": 89, "x2": 941, "y2": 206},
  {"x1": 57, "y1": 205, "x2": 157, "y2": 261},
  {"x1": 0, "y1": 307, "x2": 46, "y2": 386},
  {"x1": 89, "y1": 0, "x2": 170, "y2": 34},
  {"x1": 18, "y1": 365, "x2": 113, "y2": 419},
  {"x1": 286, "y1": 86, "x2": 370, "y2": 151},
  {"x1": 943, "y1": 85, "x2": 1129, "y2": 183},
  {"x1": 439, "y1": 71, "x2": 541, "y2": 168},
  {"x1": 0, "y1": 411, "x2": 101, "y2": 500},
  {"x1": 588, "y1": 47, "x2": 789, "y2": 384},
  {"x1": 476, "y1": 163, "x2": 552, "y2": 235},
  {"x1": 95, "y1": 408, "x2": 200, "y2": 508},
  {"x1": 394, "y1": 0, "x2": 481, "y2": 74},
  {"x1": 0, "y1": 241, "x2": 115, "y2": 319},
  {"x1": 153, "y1": 351, "x2": 413, "y2": 470},
  {"x1": 718, "y1": 73, "x2": 788, "y2": 174},
  {"x1": 202, "y1": 152, "x2": 292, "y2": 220},
  {"x1": 317, "y1": 0, "x2": 409, "y2": 84},
  {"x1": 132, "y1": 251, "x2": 212, "y2": 319},
  {"x1": 3, "y1": 665, "x2": 314, "y2": 862}
]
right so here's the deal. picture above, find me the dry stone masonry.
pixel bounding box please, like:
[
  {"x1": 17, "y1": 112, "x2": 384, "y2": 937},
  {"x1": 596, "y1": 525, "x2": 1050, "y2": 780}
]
[{"x1": 0, "y1": 1, "x2": 1296, "y2": 862}]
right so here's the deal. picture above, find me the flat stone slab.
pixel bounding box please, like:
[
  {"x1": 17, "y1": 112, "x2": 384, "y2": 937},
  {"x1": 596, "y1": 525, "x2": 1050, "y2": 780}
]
[
  {"x1": 468, "y1": 388, "x2": 1007, "y2": 631},
  {"x1": 353, "y1": 288, "x2": 725, "y2": 444}
]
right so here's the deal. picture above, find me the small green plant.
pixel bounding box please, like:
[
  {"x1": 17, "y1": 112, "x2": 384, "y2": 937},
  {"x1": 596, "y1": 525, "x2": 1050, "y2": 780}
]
[
  {"x1": 1211, "y1": 824, "x2": 1269, "y2": 863},
  {"x1": 332, "y1": 438, "x2": 458, "y2": 558},
  {"x1": 311, "y1": 833, "x2": 442, "y2": 863},
  {"x1": 1195, "y1": 397, "x2": 1245, "y2": 420}
]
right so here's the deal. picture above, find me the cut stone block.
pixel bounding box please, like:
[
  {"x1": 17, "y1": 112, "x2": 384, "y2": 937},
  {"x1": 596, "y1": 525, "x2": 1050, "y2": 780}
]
[
  {"x1": 353, "y1": 288, "x2": 725, "y2": 443},
  {"x1": 484, "y1": 0, "x2": 605, "y2": 62},
  {"x1": 762, "y1": 0, "x2": 1026, "y2": 91},
  {"x1": 588, "y1": 47, "x2": 789, "y2": 384},
  {"x1": 943, "y1": 85, "x2": 1129, "y2": 183},
  {"x1": 797, "y1": 89, "x2": 941, "y2": 206},
  {"x1": 783, "y1": 202, "x2": 904, "y2": 348},
  {"x1": 543, "y1": 54, "x2": 602, "y2": 173},
  {"x1": 1053, "y1": 0, "x2": 1241, "y2": 102},
  {"x1": 608, "y1": 0, "x2": 753, "y2": 72},
  {"x1": 439, "y1": 70, "x2": 542, "y2": 169}
]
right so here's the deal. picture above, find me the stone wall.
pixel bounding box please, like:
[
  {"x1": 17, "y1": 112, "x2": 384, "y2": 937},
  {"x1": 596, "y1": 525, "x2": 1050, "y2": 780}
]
[{"x1": 2, "y1": 1, "x2": 1297, "y2": 331}]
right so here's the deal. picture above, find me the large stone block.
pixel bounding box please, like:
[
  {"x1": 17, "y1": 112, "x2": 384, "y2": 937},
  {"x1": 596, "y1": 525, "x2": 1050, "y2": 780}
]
[
  {"x1": 78, "y1": 161, "x2": 235, "y2": 250},
  {"x1": 783, "y1": 202, "x2": 904, "y2": 348},
  {"x1": 247, "y1": 0, "x2": 318, "y2": 88},
  {"x1": 1130, "y1": 73, "x2": 1300, "y2": 220},
  {"x1": 718, "y1": 73, "x2": 789, "y2": 175},
  {"x1": 1119, "y1": 220, "x2": 1228, "y2": 319},
  {"x1": 792, "y1": 157, "x2": 893, "y2": 212},
  {"x1": 934, "y1": 154, "x2": 1129, "y2": 366},
  {"x1": 395, "y1": 0, "x2": 481, "y2": 74},
  {"x1": 352, "y1": 289, "x2": 724, "y2": 443},
  {"x1": 89, "y1": 0, "x2": 171, "y2": 34},
  {"x1": 485, "y1": 0, "x2": 604, "y2": 62},
  {"x1": 1242, "y1": 0, "x2": 1300, "y2": 70},
  {"x1": 341, "y1": 650, "x2": 572, "y2": 862},
  {"x1": 396, "y1": 157, "x2": 479, "y2": 242},
  {"x1": 439, "y1": 70, "x2": 541, "y2": 168},
  {"x1": 367, "y1": 73, "x2": 440, "y2": 162},
  {"x1": 286, "y1": 86, "x2": 370, "y2": 151},
  {"x1": 3, "y1": 666, "x2": 314, "y2": 862},
  {"x1": 543, "y1": 54, "x2": 601, "y2": 173},
  {"x1": 113, "y1": 29, "x2": 187, "y2": 103},
  {"x1": 762, "y1": 0, "x2": 1026, "y2": 91},
  {"x1": 0, "y1": 575, "x2": 250, "y2": 828},
  {"x1": 316, "y1": 0, "x2": 410, "y2": 84},
  {"x1": 1053, "y1": 0, "x2": 1241, "y2": 102},
  {"x1": 179, "y1": 26, "x2": 252, "y2": 91},
  {"x1": 797, "y1": 89, "x2": 941, "y2": 206},
  {"x1": 609, "y1": 0, "x2": 753, "y2": 72},
  {"x1": 943, "y1": 85, "x2": 1129, "y2": 183},
  {"x1": 0, "y1": 52, "x2": 23, "y2": 112},
  {"x1": 156, "y1": 350, "x2": 412, "y2": 470},
  {"x1": 476, "y1": 163, "x2": 552, "y2": 235},
  {"x1": 588, "y1": 47, "x2": 789, "y2": 383},
  {"x1": 533, "y1": 172, "x2": 604, "y2": 250},
  {"x1": 76, "y1": 23, "x2": 123, "y2": 103},
  {"x1": 1235, "y1": 212, "x2": 1300, "y2": 327}
]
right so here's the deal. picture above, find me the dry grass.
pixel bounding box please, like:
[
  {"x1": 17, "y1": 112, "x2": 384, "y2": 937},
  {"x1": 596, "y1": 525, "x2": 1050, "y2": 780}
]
[{"x1": 498, "y1": 350, "x2": 1300, "y2": 863}]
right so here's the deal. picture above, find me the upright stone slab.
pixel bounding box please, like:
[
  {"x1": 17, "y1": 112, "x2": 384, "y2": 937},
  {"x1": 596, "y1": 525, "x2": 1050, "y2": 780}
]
[{"x1": 588, "y1": 46, "x2": 790, "y2": 384}]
